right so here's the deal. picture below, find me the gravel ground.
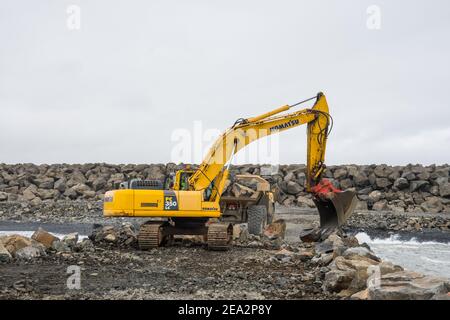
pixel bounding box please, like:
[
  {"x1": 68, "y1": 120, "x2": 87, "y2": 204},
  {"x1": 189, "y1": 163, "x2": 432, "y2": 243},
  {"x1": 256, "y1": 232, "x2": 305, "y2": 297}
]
[
  {"x1": 0, "y1": 244, "x2": 331, "y2": 300},
  {"x1": 0, "y1": 201, "x2": 449, "y2": 300}
]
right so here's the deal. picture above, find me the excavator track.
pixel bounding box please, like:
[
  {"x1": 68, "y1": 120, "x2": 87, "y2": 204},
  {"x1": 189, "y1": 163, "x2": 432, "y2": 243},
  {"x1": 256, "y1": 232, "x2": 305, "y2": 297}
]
[
  {"x1": 207, "y1": 223, "x2": 232, "y2": 251},
  {"x1": 138, "y1": 222, "x2": 164, "y2": 250}
]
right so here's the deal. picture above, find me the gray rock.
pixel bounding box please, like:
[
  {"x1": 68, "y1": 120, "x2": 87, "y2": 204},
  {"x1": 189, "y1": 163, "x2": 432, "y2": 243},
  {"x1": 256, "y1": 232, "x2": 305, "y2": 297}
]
[
  {"x1": 283, "y1": 171, "x2": 295, "y2": 182},
  {"x1": 232, "y1": 183, "x2": 256, "y2": 198},
  {"x1": 315, "y1": 241, "x2": 334, "y2": 255},
  {"x1": 438, "y1": 182, "x2": 450, "y2": 198},
  {"x1": 374, "y1": 165, "x2": 391, "y2": 178},
  {"x1": 340, "y1": 178, "x2": 354, "y2": 190},
  {"x1": 72, "y1": 183, "x2": 91, "y2": 195},
  {"x1": 82, "y1": 190, "x2": 96, "y2": 198},
  {"x1": 323, "y1": 269, "x2": 355, "y2": 293},
  {"x1": 355, "y1": 200, "x2": 368, "y2": 211},
  {"x1": 37, "y1": 189, "x2": 58, "y2": 200},
  {"x1": 296, "y1": 195, "x2": 315, "y2": 208},
  {"x1": 54, "y1": 178, "x2": 66, "y2": 192},
  {"x1": 393, "y1": 178, "x2": 409, "y2": 190},
  {"x1": 92, "y1": 177, "x2": 107, "y2": 191},
  {"x1": 52, "y1": 240, "x2": 71, "y2": 252},
  {"x1": 15, "y1": 245, "x2": 45, "y2": 260},
  {"x1": 299, "y1": 228, "x2": 322, "y2": 242},
  {"x1": 333, "y1": 168, "x2": 348, "y2": 180},
  {"x1": 296, "y1": 172, "x2": 306, "y2": 186},
  {"x1": 420, "y1": 197, "x2": 443, "y2": 213},
  {"x1": 35, "y1": 177, "x2": 54, "y2": 189},
  {"x1": 76, "y1": 239, "x2": 95, "y2": 252},
  {"x1": 63, "y1": 233, "x2": 79, "y2": 248},
  {"x1": 376, "y1": 178, "x2": 391, "y2": 189},
  {"x1": 343, "y1": 247, "x2": 381, "y2": 262},
  {"x1": 260, "y1": 165, "x2": 277, "y2": 176},
  {"x1": 368, "y1": 190, "x2": 382, "y2": 203},
  {"x1": 22, "y1": 185, "x2": 37, "y2": 201},
  {"x1": 0, "y1": 191, "x2": 9, "y2": 201},
  {"x1": 286, "y1": 181, "x2": 302, "y2": 195},
  {"x1": 368, "y1": 271, "x2": 450, "y2": 300},
  {"x1": 431, "y1": 169, "x2": 449, "y2": 180},
  {"x1": 354, "y1": 172, "x2": 370, "y2": 188},
  {"x1": 373, "y1": 200, "x2": 388, "y2": 211},
  {"x1": 417, "y1": 171, "x2": 430, "y2": 180},
  {"x1": 401, "y1": 171, "x2": 416, "y2": 181},
  {"x1": 63, "y1": 188, "x2": 78, "y2": 199},
  {"x1": 410, "y1": 180, "x2": 430, "y2": 192},
  {"x1": 0, "y1": 242, "x2": 12, "y2": 262}
]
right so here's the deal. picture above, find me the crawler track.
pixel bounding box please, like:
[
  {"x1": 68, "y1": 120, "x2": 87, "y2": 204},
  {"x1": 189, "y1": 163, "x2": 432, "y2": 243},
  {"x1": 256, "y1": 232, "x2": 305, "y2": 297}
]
[
  {"x1": 207, "y1": 223, "x2": 232, "y2": 251},
  {"x1": 138, "y1": 222, "x2": 164, "y2": 250}
]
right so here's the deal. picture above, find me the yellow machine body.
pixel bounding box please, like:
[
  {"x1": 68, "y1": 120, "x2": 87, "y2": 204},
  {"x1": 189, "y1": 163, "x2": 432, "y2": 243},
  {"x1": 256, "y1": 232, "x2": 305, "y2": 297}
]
[{"x1": 104, "y1": 189, "x2": 221, "y2": 218}]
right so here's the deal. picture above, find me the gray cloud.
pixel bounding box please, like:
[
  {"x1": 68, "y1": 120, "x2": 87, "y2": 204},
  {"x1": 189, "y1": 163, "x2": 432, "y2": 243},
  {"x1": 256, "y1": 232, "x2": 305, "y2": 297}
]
[{"x1": 0, "y1": 0, "x2": 449, "y2": 165}]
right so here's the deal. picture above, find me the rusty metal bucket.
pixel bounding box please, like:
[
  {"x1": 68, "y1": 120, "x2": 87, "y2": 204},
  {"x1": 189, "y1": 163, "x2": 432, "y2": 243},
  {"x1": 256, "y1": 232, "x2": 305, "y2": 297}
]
[{"x1": 313, "y1": 190, "x2": 358, "y2": 228}]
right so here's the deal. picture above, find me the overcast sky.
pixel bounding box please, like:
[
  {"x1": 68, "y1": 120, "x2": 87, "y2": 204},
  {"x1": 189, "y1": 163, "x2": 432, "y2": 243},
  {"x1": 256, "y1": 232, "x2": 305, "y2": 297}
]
[{"x1": 0, "y1": 0, "x2": 449, "y2": 165}]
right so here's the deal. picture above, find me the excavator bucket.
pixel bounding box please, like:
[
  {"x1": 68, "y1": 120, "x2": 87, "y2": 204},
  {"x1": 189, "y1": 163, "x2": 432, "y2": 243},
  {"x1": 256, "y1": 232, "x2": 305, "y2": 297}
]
[{"x1": 311, "y1": 179, "x2": 358, "y2": 228}]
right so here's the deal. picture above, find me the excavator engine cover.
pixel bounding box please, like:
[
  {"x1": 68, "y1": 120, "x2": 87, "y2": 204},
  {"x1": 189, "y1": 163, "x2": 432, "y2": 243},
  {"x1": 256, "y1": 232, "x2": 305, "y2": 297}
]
[{"x1": 311, "y1": 179, "x2": 357, "y2": 228}]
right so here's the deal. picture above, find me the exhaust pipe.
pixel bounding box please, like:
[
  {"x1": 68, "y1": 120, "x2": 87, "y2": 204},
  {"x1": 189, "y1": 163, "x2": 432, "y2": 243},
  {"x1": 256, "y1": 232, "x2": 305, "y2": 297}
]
[{"x1": 311, "y1": 179, "x2": 357, "y2": 229}]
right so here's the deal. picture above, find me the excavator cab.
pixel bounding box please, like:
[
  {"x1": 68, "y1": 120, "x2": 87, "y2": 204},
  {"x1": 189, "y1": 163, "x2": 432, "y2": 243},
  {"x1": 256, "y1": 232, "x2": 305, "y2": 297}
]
[{"x1": 311, "y1": 179, "x2": 358, "y2": 228}]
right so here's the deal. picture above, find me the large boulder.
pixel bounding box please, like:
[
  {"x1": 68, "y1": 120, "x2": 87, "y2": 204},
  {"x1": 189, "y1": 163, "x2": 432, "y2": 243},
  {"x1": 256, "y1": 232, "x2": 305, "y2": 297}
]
[
  {"x1": 31, "y1": 228, "x2": 59, "y2": 248},
  {"x1": 286, "y1": 181, "x2": 302, "y2": 195},
  {"x1": 89, "y1": 223, "x2": 137, "y2": 247},
  {"x1": 376, "y1": 178, "x2": 391, "y2": 189},
  {"x1": 34, "y1": 177, "x2": 54, "y2": 189},
  {"x1": 333, "y1": 168, "x2": 348, "y2": 180},
  {"x1": 373, "y1": 200, "x2": 388, "y2": 211},
  {"x1": 54, "y1": 178, "x2": 67, "y2": 192},
  {"x1": 0, "y1": 242, "x2": 12, "y2": 262},
  {"x1": 420, "y1": 197, "x2": 444, "y2": 213},
  {"x1": 37, "y1": 189, "x2": 59, "y2": 200},
  {"x1": 439, "y1": 182, "x2": 450, "y2": 198},
  {"x1": 0, "y1": 235, "x2": 45, "y2": 259},
  {"x1": 15, "y1": 245, "x2": 45, "y2": 260},
  {"x1": 0, "y1": 191, "x2": 8, "y2": 201},
  {"x1": 332, "y1": 255, "x2": 379, "y2": 291},
  {"x1": 410, "y1": 180, "x2": 430, "y2": 192},
  {"x1": 62, "y1": 233, "x2": 79, "y2": 248},
  {"x1": 0, "y1": 235, "x2": 33, "y2": 253},
  {"x1": 92, "y1": 176, "x2": 107, "y2": 191},
  {"x1": 296, "y1": 195, "x2": 315, "y2": 208},
  {"x1": 22, "y1": 186, "x2": 37, "y2": 201},
  {"x1": 231, "y1": 183, "x2": 256, "y2": 198},
  {"x1": 323, "y1": 269, "x2": 355, "y2": 293},
  {"x1": 342, "y1": 247, "x2": 381, "y2": 262},
  {"x1": 368, "y1": 271, "x2": 450, "y2": 300},
  {"x1": 263, "y1": 219, "x2": 286, "y2": 240},
  {"x1": 393, "y1": 177, "x2": 409, "y2": 190},
  {"x1": 354, "y1": 172, "x2": 370, "y2": 188},
  {"x1": 71, "y1": 183, "x2": 91, "y2": 196},
  {"x1": 368, "y1": 190, "x2": 382, "y2": 203}
]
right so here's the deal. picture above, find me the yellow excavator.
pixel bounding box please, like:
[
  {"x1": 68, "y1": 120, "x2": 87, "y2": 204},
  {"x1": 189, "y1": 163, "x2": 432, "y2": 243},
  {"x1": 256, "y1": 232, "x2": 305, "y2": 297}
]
[{"x1": 103, "y1": 92, "x2": 357, "y2": 250}]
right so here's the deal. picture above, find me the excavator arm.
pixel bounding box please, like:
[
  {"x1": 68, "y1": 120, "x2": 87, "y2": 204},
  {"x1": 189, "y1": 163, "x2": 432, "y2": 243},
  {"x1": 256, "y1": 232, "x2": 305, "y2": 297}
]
[
  {"x1": 189, "y1": 93, "x2": 328, "y2": 191},
  {"x1": 187, "y1": 92, "x2": 357, "y2": 227}
]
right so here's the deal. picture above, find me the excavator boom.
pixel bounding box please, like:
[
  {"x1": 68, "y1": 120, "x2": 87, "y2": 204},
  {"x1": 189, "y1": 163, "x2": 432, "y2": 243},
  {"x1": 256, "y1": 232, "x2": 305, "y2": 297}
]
[{"x1": 186, "y1": 92, "x2": 356, "y2": 228}]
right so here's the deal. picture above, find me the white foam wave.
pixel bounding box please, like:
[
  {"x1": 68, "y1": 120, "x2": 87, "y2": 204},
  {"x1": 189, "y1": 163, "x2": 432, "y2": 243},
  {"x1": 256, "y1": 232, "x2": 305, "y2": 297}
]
[{"x1": 0, "y1": 230, "x2": 88, "y2": 241}]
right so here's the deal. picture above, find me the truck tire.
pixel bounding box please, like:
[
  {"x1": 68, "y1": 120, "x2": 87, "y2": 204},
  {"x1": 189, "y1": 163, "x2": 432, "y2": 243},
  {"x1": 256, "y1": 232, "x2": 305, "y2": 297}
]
[{"x1": 248, "y1": 205, "x2": 267, "y2": 235}]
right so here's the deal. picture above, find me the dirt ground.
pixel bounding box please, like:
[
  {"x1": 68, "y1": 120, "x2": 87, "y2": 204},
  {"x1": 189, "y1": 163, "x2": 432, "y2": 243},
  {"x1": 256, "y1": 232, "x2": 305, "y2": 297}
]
[
  {"x1": 1, "y1": 205, "x2": 449, "y2": 300},
  {"x1": 0, "y1": 244, "x2": 329, "y2": 300}
]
